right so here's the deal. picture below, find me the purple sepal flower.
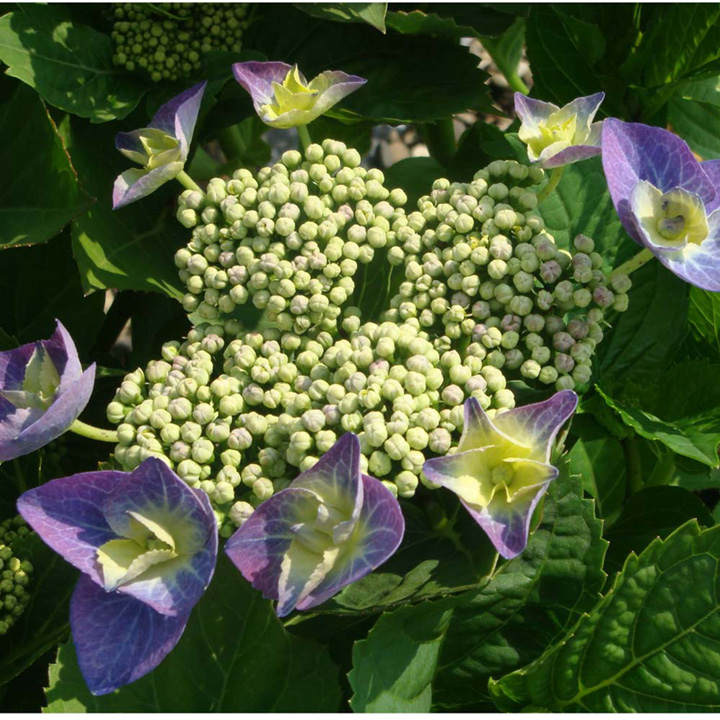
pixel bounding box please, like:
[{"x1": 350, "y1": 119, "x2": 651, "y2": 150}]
[
  {"x1": 423, "y1": 391, "x2": 577, "y2": 559},
  {"x1": 232, "y1": 61, "x2": 366, "y2": 129},
  {"x1": 225, "y1": 433, "x2": 404, "y2": 617},
  {"x1": 113, "y1": 82, "x2": 206, "y2": 209},
  {"x1": 70, "y1": 575, "x2": 189, "y2": 696},
  {"x1": 17, "y1": 458, "x2": 217, "y2": 695},
  {"x1": 0, "y1": 320, "x2": 95, "y2": 462},
  {"x1": 602, "y1": 119, "x2": 720, "y2": 291},
  {"x1": 515, "y1": 92, "x2": 604, "y2": 168}
]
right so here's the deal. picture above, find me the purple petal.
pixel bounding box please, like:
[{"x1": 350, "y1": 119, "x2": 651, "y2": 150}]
[
  {"x1": 701, "y1": 159, "x2": 720, "y2": 202},
  {"x1": 150, "y1": 82, "x2": 206, "y2": 159},
  {"x1": 295, "y1": 473, "x2": 404, "y2": 611},
  {"x1": 114, "y1": 130, "x2": 147, "y2": 165},
  {"x1": 102, "y1": 458, "x2": 217, "y2": 617},
  {"x1": 562, "y1": 92, "x2": 605, "y2": 126},
  {"x1": 652, "y1": 209, "x2": 720, "y2": 291},
  {"x1": 491, "y1": 390, "x2": 578, "y2": 463},
  {"x1": 0, "y1": 364, "x2": 96, "y2": 461},
  {"x1": 232, "y1": 61, "x2": 293, "y2": 113},
  {"x1": 70, "y1": 575, "x2": 189, "y2": 696},
  {"x1": 514, "y1": 93, "x2": 558, "y2": 128},
  {"x1": 461, "y1": 481, "x2": 551, "y2": 559},
  {"x1": 308, "y1": 70, "x2": 367, "y2": 116},
  {"x1": 542, "y1": 143, "x2": 601, "y2": 169},
  {"x1": 112, "y1": 163, "x2": 184, "y2": 210},
  {"x1": 17, "y1": 470, "x2": 123, "y2": 585},
  {"x1": 602, "y1": 119, "x2": 717, "y2": 243},
  {"x1": 291, "y1": 432, "x2": 363, "y2": 523},
  {"x1": 224, "y1": 487, "x2": 321, "y2": 614}
]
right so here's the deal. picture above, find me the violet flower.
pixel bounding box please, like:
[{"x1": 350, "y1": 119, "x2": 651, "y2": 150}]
[
  {"x1": 232, "y1": 61, "x2": 366, "y2": 129},
  {"x1": 225, "y1": 433, "x2": 404, "y2": 617},
  {"x1": 113, "y1": 82, "x2": 206, "y2": 209},
  {"x1": 602, "y1": 119, "x2": 720, "y2": 291},
  {"x1": 515, "y1": 92, "x2": 604, "y2": 168},
  {"x1": 0, "y1": 320, "x2": 95, "y2": 462},
  {"x1": 17, "y1": 458, "x2": 217, "y2": 695},
  {"x1": 423, "y1": 391, "x2": 578, "y2": 559}
]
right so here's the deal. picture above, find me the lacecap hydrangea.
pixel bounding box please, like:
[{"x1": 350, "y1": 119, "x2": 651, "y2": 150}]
[
  {"x1": 106, "y1": 318, "x2": 516, "y2": 537},
  {"x1": 382, "y1": 159, "x2": 631, "y2": 393},
  {"x1": 173, "y1": 139, "x2": 415, "y2": 338}
]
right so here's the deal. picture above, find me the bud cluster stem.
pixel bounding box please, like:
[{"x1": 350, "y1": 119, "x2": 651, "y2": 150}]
[{"x1": 69, "y1": 419, "x2": 119, "y2": 444}]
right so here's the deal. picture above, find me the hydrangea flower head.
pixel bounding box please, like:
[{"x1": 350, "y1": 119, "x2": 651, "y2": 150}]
[
  {"x1": 225, "y1": 433, "x2": 404, "y2": 616},
  {"x1": 113, "y1": 81, "x2": 206, "y2": 209},
  {"x1": 602, "y1": 118, "x2": 720, "y2": 290},
  {"x1": 232, "y1": 61, "x2": 366, "y2": 129},
  {"x1": 17, "y1": 458, "x2": 217, "y2": 695},
  {"x1": 515, "y1": 92, "x2": 604, "y2": 168},
  {"x1": 423, "y1": 391, "x2": 578, "y2": 559},
  {"x1": 0, "y1": 320, "x2": 95, "y2": 461}
]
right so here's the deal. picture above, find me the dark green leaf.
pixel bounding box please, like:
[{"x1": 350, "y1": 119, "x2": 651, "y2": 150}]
[
  {"x1": 0, "y1": 534, "x2": 77, "y2": 688},
  {"x1": 296, "y1": 3, "x2": 387, "y2": 33},
  {"x1": 668, "y1": 96, "x2": 720, "y2": 159},
  {"x1": 688, "y1": 288, "x2": 720, "y2": 355},
  {"x1": 482, "y1": 18, "x2": 528, "y2": 92},
  {"x1": 348, "y1": 602, "x2": 454, "y2": 712},
  {"x1": 567, "y1": 423, "x2": 626, "y2": 523},
  {"x1": 597, "y1": 377, "x2": 720, "y2": 468},
  {"x1": 595, "y1": 262, "x2": 689, "y2": 384},
  {"x1": 44, "y1": 556, "x2": 341, "y2": 712},
  {"x1": 0, "y1": 85, "x2": 88, "y2": 248},
  {"x1": 431, "y1": 460, "x2": 607, "y2": 710},
  {"x1": 538, "y1": 156, "x2": 633, "y2": 265},
  {"x1": 605, "y1": 486, "x2": 713, "y2": 574},
  {"x1": 0, "y1": 6, "x2": 146, "y2": 122},
  {"x1": 384, "y1": 157, "x2": 446, "y2": 211},
  {"x1": 249, "y1": 6, "x2": 491, "y2": 124},
  {"x1": 490, "y1": 521, "x2": 720, "y2": 711},
  {"x1": 449, "y1": 125, "x2": 526, "y2": 182}
]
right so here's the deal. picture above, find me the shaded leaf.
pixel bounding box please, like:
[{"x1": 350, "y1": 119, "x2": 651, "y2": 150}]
[
  {"x1": 605, "y1": 486, "x2": 713, "y2": 574},
  {"x1": 0, "y1": 85, "x2": 88, "y2": 248},
  {"x1": 44, "y1": 556, "x2": 341, "y2": 712},
  {"x1": 384, "y1": 157, "x2": 446, "y2": 211},
  {"x1": 0, "y1": 6, "x2": 146, "y2": 122},
  {"x1": 668, "y1": 96, "x2": 720, "y2": 160},
  {"x1": 297, "y1": 3, "x2": 387, "y2": 33},
  {"x1": 688, "y1": 287, "x2": 720, "y2": 355}
]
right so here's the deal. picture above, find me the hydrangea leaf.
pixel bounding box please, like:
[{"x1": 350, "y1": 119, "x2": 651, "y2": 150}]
[
  {"x1": 45, "y1": 556, "x2": 342, "y2": 712},
  {"x1": 348, "y1": 602, "x2": 455, "y2": 712},
  {"x1": 0, "y1": 85, "x2": 89, "y2": 248},
  {"x1": 0, "y1": 6, "x2": 146, "y2": 122},
  {"x1": 490, "y1": 521, "x2": 720, "y2": 711}
]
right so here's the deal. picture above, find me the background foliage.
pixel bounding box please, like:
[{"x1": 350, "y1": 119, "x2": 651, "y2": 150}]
[{"x1": 1, "y1": 2, "x2": 720, "y2": 712}]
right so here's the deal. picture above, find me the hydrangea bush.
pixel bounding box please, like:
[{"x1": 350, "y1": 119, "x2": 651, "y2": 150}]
[{"x1": 1, "y1": 3, "x2": 720, "y2": 713}]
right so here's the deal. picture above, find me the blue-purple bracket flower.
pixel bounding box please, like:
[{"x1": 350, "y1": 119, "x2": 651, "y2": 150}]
[
  {"x1": 225, "y1": 433, "x2": 404, "y2": 617},
  {"x1": 17, "y1": 458, "x2": 217, "y2": 695},
  {"x1": 423, "y1": 390, "x2": 578, "y2": 559},
  {"x1": 113, "y1": 81, "x2": 206, "y2": 209},
  {"x1": 0, "y1": 320, "x2": 95, "y2": 462},
  {"x1": 515, "y1": 92, "x2": 605, "y2": 168},
  {"x1": 602, "y1": 118, "x2": 720, "y2": 291},
  {"x1": 232, "y1": 61, "x2": 366, "y2": 129}
]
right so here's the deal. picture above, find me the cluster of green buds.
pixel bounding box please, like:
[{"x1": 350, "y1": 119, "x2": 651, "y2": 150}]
[
  {"x1": 174, "y1": 139, "x2": 411, "y2": 338},
  {"x1": 106, "y1": 320, "x2": 515, "y2": 535},
  {"x1": 0, "y1": 516, "x2": 33, "y2": 635},
  {"x1": 383, "y1": 159, "x2": 631, "y2": 392},
  {"x1": 110, "y1": 3, "x2": 251, "y2": 83}
]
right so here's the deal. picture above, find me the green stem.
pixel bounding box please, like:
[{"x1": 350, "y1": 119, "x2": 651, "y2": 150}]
[
  {"x1": 536, "y1": 166, "x2": 564, "y2": 204},
  {"x1": 297, "y1": 124, "x2": 312, "y2": 152},
  {"x1": 69, "y1": 419, "x2": 118, "y2": 444},
  {"x1": 176, "y1": 170, "x2": 201, "y2": 193},
  {"x1": 611, "y1": 248, "x2": 654, "y2": 278},
  {"x1": 506, "y1": 71, "x2": 529, "y2": 95}
]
